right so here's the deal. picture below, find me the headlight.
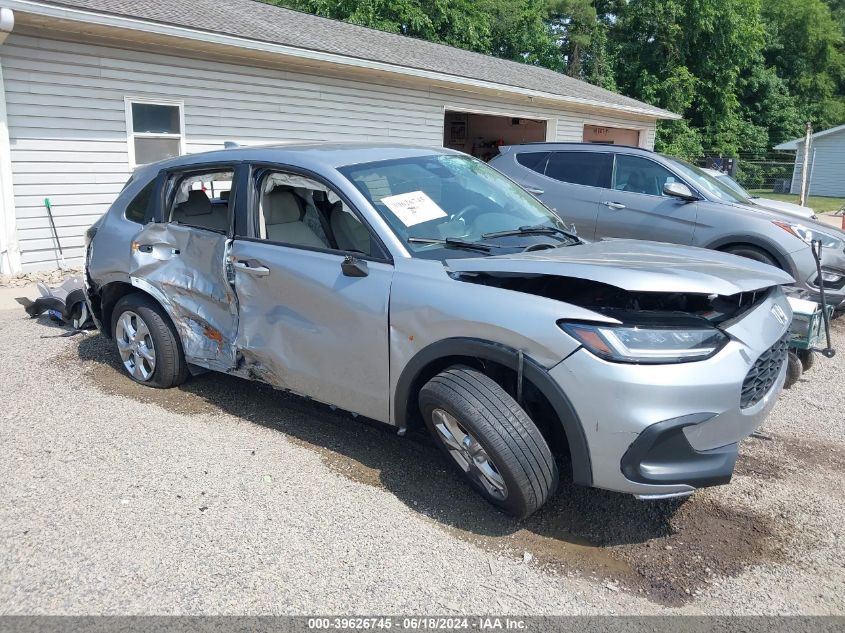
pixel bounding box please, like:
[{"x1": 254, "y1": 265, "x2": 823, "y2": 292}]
[
  {"x1": 773, "y1": 221, "x2": 844, "y2": 249},
  {"x1": 559, "y1": 322, "x2": 729, "y2": 364}
]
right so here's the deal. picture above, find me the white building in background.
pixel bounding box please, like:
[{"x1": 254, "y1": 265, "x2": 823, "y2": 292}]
[{"x1": 775, "y1": 123, "x2": 845, "y2": 199}]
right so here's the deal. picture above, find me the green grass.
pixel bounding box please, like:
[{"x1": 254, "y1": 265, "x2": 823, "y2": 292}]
[{"x1": 748, "y1": 190, "x2": 845, "y2": 214}]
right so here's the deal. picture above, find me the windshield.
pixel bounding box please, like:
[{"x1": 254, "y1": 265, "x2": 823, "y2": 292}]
[
  {"x1": 338, "y1": 154, "x2": 571, "y2": 259},
  {"x1": 714, "y1": 173, "x2": 752, "y2": 198},
  {"x1": 661, "y1": 156, "x2": 752, "y2": 205}
]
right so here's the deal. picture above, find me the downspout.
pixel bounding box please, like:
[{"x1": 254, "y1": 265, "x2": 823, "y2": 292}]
[{"x1": 0, "y1": 7, "x2": 20, "y2": 274}]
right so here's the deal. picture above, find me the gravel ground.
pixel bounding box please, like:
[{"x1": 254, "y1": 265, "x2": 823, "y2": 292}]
[
  {"x1": 0, "y1": 268, "x2": 81, "y2": 289},
  {"x1": 1, "y1": 307, "x2": 843, "y2": 615}
]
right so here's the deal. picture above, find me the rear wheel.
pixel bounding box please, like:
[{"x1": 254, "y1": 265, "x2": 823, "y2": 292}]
[
  {"x1": 722, "y1": 244, "x2": 780, "y2": 268},
  {"x1": 419, "y1": 367, "x2": 558, "y2": 519},
  {"x1": 111, "y1": 293, "x2": 189, "y2": 389}
]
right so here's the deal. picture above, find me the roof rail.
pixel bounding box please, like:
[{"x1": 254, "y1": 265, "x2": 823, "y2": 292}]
[
  {"x1": 507, "y1": 141, "x2": 653, "y2": 152},
  {"x1": 223, "y1": 141, "x2": 240, "y2": 149}
]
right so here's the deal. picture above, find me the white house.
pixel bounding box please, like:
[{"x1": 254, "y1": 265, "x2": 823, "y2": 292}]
[
  {"x1": 775, "y1": 123, "x2": 845, "y2": 199},
  {"x1": 0, "y1": 0, "x2": 678, "y2": 273}
]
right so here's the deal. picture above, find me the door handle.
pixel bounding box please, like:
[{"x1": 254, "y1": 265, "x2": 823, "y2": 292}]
[
  {"x1": 603, "y1": 201, "x2": 626, "y2": 210},
  {"x1": 232, "y1": 259, "x2": 270, "y2": 276},
  {"x1": 522, "y1": 185, "x2": 544, "y2": 195}
]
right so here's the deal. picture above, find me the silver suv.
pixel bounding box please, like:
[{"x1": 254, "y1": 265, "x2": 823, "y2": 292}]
[
  {"x1": 85, "y1": 144, "x2": 793, "y2": 518},
  {"x1": 490, "y1": 143, "x2": 845, "y2": 307}
]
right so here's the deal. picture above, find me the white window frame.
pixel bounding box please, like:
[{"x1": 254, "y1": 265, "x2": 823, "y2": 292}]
[{"x1": 124, "y1": 96, "x2": 186, "y2": 168}]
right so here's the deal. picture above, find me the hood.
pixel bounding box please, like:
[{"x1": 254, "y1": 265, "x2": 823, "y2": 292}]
[
  {"x1": 752, "y1": 197, "x2": 816, "y2": 219},
  {"x1": 446, "y1": 239, "x2": 794, "y2": 296}
]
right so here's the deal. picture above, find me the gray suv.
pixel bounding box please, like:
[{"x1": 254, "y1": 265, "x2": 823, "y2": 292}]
[
  {"x1": 85, "y1": 144, "x2": 793, "y2": 518},
  {"x1": 490, "y1": 143, "x2": 845, "y2": 307}
]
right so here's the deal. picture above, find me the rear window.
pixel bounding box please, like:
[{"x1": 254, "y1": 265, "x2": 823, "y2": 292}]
[
  {"x1": 515, "y1": 152, "x2": 549, "y2": 173},
  {"x1": 545, "y1": 151, "x2": 612, "y2": 188},
  {"x1": 125, "y1": 180, "x2": 155, "y2": 224}
]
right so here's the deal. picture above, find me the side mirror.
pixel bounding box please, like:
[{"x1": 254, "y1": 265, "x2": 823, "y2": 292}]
[
  {"x1": 341, "y1": 255, "x2": 369, "y2": 277},
  {"x1": 663, "y1": 182, "x2": 698, "y2": 201}
]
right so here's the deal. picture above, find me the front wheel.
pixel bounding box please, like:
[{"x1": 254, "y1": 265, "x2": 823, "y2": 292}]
[
  {"x1": 797, "y1": 348, "x2": 815, "y2": 372},
  {"x1": 419, "y1": 367, "x2": 558, "y2": 519},
  {"x1": 785, "y1": 350, "x2": 803, "y2": 389},
  {"x1": 722, "y1": 244, "x2": 780, "y2": 268}
]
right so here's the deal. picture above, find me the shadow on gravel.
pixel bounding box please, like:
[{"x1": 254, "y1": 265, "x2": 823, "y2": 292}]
[{"x1": 73, "y1": 333, "x2": 785, "y2": 605}]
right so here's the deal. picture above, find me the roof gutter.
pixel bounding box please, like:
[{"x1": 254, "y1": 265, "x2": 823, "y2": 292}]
[
  {"x1": 0, "y1": 7, "x2": 13, "y2": 44},
  {"x1": 0, "y1": 6, "x2": 22, "y2": 274},
  {"x1": 6, "y1": 0, "x2": 680, "y2": 121}
]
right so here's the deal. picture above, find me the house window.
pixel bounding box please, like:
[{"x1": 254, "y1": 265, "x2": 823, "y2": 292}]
[{"x1": 125, "y1": 98, "x2": 185, "y2": 167}]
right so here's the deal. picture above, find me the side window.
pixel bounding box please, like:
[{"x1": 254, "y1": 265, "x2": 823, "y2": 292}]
[
  {"x1": 167, "y1": 170, "x2": 234, "y2": 233},
  {"x1": 613, "y1": 155, "x2": 677, "y2": 197},
  {"x1": 125, "y1": 180, "x2": 155, "y2": 224},
  {"x1": 545, "y1": 152, "x2": 612, "y2": 188},
  {"x1": 516, "y1": 152, "x2": 549, "y2": 174},
  {"x1": 257, "y1": 171, "x2": 378, "y2": 257}
]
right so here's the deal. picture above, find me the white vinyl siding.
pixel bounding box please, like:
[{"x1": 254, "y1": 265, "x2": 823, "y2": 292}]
[
  {"x1": 788, "y1": 131, "x2": 845, "y2": 198},
  {"x1": 2, "y1": 33, "x2": 658, "y2": 271}
]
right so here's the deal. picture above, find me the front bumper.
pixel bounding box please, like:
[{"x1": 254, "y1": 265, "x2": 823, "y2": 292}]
[
  {"x1": 790, "y1": 244, "x2": 845, "y2": 307},
  {"x1": 550, "y1": 288, "x2": 791, "y2": 496}
]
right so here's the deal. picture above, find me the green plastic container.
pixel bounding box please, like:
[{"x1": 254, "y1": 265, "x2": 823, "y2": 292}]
[{"x1": 787, "y1": 296, "x2": 834, "y2": 351}]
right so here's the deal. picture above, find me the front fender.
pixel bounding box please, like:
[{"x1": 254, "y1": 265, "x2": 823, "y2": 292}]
[
  {"x1": 393, "y1": 337, "x2": 593, "y2": 486},
  {"x1": 703, "y1": 234, "x2": 794, "y2": 274}
]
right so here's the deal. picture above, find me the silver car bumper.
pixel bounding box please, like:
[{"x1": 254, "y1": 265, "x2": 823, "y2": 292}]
[
  {"x1": 789, "y1": 244, "x2": 845, "y2": 307},
  {"x1": 550, "y1": 288, "x2": 791, "y2": 496}
]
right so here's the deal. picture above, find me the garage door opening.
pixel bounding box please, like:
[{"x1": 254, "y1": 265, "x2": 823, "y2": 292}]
[
  {"x1": 444, "y1": 111, "x2": 547, "y2": 161},
  {"x1": 583, "y1": 124, "x2": 641, "y2": 147}
]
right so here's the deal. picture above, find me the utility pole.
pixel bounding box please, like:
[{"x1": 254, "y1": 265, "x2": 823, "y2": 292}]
[{"x1": 799, "y1": 121, "x2": 812, "y2": 207}]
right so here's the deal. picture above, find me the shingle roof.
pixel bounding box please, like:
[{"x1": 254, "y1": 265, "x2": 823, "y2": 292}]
[
  {"x1": 774, "y1": 124, "x2": 845, "y2": 150},
  {"x1": 33, "y1": 0, "x2": 677, "y2": 119}
]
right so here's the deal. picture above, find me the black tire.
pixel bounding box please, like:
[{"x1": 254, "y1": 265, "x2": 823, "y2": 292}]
[
  {"x1": 722, "y1": 244, "x2": 780, "y2": 268},
  {"x1": 797, "y1": 348, "x2": 815, "y2": 372},
  {"x1": 784, "y1": 351, "x2": 802, "y2": 389},
  {"x1": 419, "y1": 367, "x2": 558, "y2": 519},
  {"x1": 110, "y1": 293, "x2": 189, "y2": 389}
]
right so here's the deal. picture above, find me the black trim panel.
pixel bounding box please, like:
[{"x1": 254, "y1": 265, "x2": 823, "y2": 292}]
[
  {"x1": 621, "y1": 413, "x2": 738, "y2": 488},
  {"x1": 394, "y1": 338, "x2": 593, "y2": 486}
]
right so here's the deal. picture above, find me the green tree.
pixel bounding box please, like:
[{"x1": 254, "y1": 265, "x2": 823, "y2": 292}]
[
  {"x1": 487, "y1": 0, "x2": 562, "y2": 69},
  {"x1": 271, "y1": 0, "x2": 563, "y2": 68},
  {"x1": 762, "y1": 0, "x2": 845, "y2": 130},
  {"x1": 545, "y1": 0, "x2": 619, "y2": 87},
  {"x1": 737, "y1": 64, "x2": 802, "y2": 148},
  {"x1": 611, "y1": 0, "x2": 774, "y2": 155}
]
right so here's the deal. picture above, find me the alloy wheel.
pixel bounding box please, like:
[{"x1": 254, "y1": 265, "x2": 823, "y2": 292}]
[
  {"x1": 431, "y1": 408, "x2": 507, "y2": 500},
  {"x1": 115, "y1": 310, "x2": 156, "y2": 381}
]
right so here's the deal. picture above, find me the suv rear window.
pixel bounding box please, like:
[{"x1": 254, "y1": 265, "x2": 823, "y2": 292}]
[
  {"x1": 545, "y1": 151, "x2": 612, "y2": 188},
  {"x1": 125, "y1": 180, "x2": 155, "y2": 224},
  {"x1": 515, "y1": 152, "x2": 549, "y2": 173}
]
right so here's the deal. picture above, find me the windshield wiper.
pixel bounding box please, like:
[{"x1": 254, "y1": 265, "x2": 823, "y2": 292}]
[
  {"x1": 482, "y1": 223, "x2": 582, "y2": 243},
  {"x1": 406, "y1": 237, "x2": 501, "y2": 253}
]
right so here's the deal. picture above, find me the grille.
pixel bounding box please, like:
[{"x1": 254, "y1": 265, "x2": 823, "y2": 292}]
[{"x1": 740, "y1": 334, "x2": 789, "y2": 409}]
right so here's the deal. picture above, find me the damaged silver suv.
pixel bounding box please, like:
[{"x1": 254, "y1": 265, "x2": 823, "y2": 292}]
[{"x1": 85, "y1": 144, "x2": 794, "y2": 518}]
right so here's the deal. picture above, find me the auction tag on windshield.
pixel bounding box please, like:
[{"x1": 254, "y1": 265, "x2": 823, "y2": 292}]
[{"x1": 381, "y1": 191, "x2": 447, "y2": 226}]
